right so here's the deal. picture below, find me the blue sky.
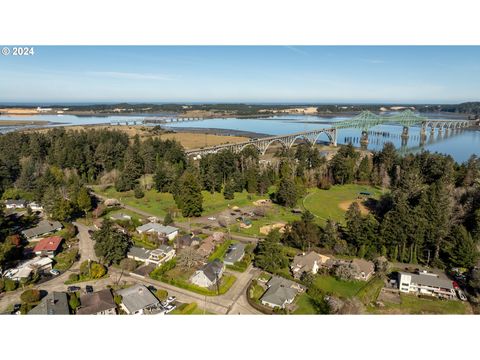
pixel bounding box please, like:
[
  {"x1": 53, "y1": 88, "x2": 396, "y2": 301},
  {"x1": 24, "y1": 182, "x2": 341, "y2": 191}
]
[{"x1": 1, "y1": 46, "x2": 480, "y2": 104}]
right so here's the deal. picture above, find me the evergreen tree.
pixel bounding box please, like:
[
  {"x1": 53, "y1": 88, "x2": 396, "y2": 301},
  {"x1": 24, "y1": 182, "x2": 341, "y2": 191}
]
[
  {"x1": 77, "y1": 187, "x2": 92, "y2": 217},
  {"x1": 93, "y1": 220, "x2": 132, "y2": 265},
  {"x1": 447, "y1": 225, "x2": 479, "y2": 268},
  {"x1": 176, "y1": 170, "x2": 203, "y2": 217},
  {"x1": 223, "y1": 179, "x2": 235, "y2": 200}
]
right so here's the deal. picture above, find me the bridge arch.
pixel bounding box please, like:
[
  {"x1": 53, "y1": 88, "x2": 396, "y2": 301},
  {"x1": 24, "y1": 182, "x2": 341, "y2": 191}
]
[
  {"x1": 312, "y1": 130, "x2": 334, "y2": 144},
  {"x1": 239, "y1": 142, "x2": 262, "y2": 153},
  {"x1": 260, "y1": 138, "x2": 289, "y2": 155}
]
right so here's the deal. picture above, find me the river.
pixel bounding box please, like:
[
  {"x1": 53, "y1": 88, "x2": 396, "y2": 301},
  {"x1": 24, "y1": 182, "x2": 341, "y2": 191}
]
[{"x1": 1, "y1": 113, "x2": 479, "y2": 163}]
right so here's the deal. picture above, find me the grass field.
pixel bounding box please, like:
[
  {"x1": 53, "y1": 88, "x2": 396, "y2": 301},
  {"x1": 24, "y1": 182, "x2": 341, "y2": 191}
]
[
  {"x1": 93, "y1": 186, "x2": 270, "y2": 220},
  {"x1": 313, "y1": 275, "x2": 365, "y2": 299},
  {"x1": 302, "y1": 184, "x2": 384, "y2": 225},
  {"x1": 292, "y1": 293, "x2": 319, "y2": 314},
  {"x1": 356, "y1": 276, "x2": 385, "y2": 305},
  {"x1": 369, "y1": 294, "x2": 469, "y2": 314}
]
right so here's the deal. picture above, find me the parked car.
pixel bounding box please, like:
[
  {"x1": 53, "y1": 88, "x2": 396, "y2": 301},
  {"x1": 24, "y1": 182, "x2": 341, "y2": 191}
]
[
  {"x1": 207, "y1": 217, "x2": 216, "y2": 221},
  {"x1": 456, "y1": 289, "x2": 467, "y2": 301},
  {"x1": 147, "y1": 285, "x2": 157, "y2": 293},
  {"x1": 166, "y1": 296, "x2": 176, "y2": 304},
  {"x1": 85, "y1": 285, "x2": 94, "y2": 293},
  {"x1": 50, "y1": 269, "x2": 60, "y2": 276},
  {"x1": 164, "y1": 304, "x2": 176, "y2": 314},
  {"x1": 67, "y1": 286, "x2": 81, "y2": 292},
  {"x1": 12, "y1": 304, "x2": 21, "y2": 314}
]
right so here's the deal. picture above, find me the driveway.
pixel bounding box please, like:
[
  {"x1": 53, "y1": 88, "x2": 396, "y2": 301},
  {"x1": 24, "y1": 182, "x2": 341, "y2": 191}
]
[{"x1": 73, "y1": 221, "x2": 98, "y2": 263}]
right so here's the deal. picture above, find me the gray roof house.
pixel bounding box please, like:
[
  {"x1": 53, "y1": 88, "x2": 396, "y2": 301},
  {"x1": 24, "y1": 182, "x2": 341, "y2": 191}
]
[
  {"x1": 175, "y1": 234, "x2": 201, "y2": 249},
  {"x1": 116, "y1": 284, "x2": 160, "y2": 314},
  {"x1": 29, "y1": 292, "x2": 70, "y2": 315},
  {"x1": 5, "y1": 199, "x2": 27, "y2": 209},
  {"x1": 109, "y1": 213, "x2": 132, "y2": 221},
  {"x1": 136, "y1": 223, "x2": 179, "y2": 240},
  {"x1": 77, "y1": 289, "x2": 117, "y2": 315},
  {"x1": 260, "y1": 276, "x2": 306, "y2": 309},
  {"x1": 190, "y1": 259, "x2": 225, "y2": 288},
  {"x1": 223, "y1": 243, "x2": 246, "y2": 265},
  {"x1": 22, "y1": 220, "x2": 63, "y2": 240},
  {"x1": 127, "y1": 245, "x2": 176, "y2": 266}
]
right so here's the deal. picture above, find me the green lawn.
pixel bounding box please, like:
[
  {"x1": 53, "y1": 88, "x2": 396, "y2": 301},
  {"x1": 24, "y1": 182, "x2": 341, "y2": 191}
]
[
  {"x1": 93, "y1": 186, "x2": 271, "y2": 220},
  {"x1": 302, "y1": 184, "x2": 384, "y2": 225},
  {"x1": 208, "y1": 240, "x2": 233, "y2": 262},
  {"x1": 356, "y1": 276, "x2": 385, "y2": 305},
  {"x1": 370, "y1": 294, "x2": 469, "y2": 314},
  {"x1": 292, "y1": 293, "x2": 319, "y2": 314},
  {"x1": 170, "y1": 302, "x2": 212, "y2": 315},
  {"x1": 313, "y1": 275, "x2": 365, "y2": 299}
]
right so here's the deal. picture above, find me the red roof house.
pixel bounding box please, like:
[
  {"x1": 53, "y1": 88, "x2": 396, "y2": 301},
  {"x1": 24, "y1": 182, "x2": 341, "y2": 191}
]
[{"x1": 33, "y1": 236, "x2": 64, "y2": 258}]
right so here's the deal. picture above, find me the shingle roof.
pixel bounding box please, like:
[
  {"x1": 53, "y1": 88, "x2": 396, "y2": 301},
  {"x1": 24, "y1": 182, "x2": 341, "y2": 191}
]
[
  {"x1": 29, "y1": 292, "x2": 69, "y2": 315},
  {"x1": 260, "y1": 276, "x2": 304, "y2": 307},
  {"x1": 33, "y1": 236, "x2": 63, "y2": 252},
  {"x1": 22, "y1": 220, "x2": 62, "y2": 239},
  {"x1": 351, "y1": 259, "x2": 375, "y2": 275},
  {"x1": 116, "y1": 284, "x2": 159, "y2": 314},
  {"x1": 201, "y1": 259, "x2": 224, "y2": 282},
  {"x1": 5, "y1": 199, "x2": 27, "y2": 206},
  {"x1": 136, "y1": 223, "x2": 178, "y2": 234},
  {"x1": 128, "y1": 246, "x2": 151, "y2": 260},
  {"x1": 77, "y1": 289, "x2": 116, "y2": 315}
]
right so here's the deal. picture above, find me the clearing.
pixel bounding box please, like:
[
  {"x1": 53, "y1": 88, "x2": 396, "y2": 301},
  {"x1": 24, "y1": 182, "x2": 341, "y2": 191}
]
[{"x1": 302, "y1": 184, "x2": 384, "y2": 224}]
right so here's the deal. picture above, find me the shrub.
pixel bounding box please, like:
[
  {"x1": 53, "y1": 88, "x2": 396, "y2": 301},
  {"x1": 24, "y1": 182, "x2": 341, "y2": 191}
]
[
  {"x1": 90, "y1": 263, "x2": 107, "y2": 279},
  {"x1": 69, "y1": 292, "x2": 80, "y2": 311},
  {"x1": 134, "y1": 185, "x2": 145, "y2": 199},
  {"x1": 69, "y1": 273, "x2": 79, "y2": 282},
  {"x1": 150, "y1": 259, "x2": 177, "y2": 280},
  {"x1": 20, "y1": 289, "x2": 41, "y2": 304},
  {"x1": 114, "y1": 294, "x2": 123, "y2": 305},
  {"x1": 4, "y1": 278, "x2": 17, "y2": 292},
  {"x1": 0, "y1": 279, "x2": 4, "y2": 292},
  {"x1": 181, "y1": 302, "x2": 198, "y2": 314},
  {"x1": 155, "y1": 289, "x2": 168, "y2": 301}
]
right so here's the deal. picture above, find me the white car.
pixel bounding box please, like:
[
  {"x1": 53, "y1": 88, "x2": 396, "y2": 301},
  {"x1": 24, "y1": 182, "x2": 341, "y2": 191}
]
[
  {"x1": 50, "y1": 269, "x2": 60, "y2": 276},
  {"x1": 456, "y1": 289, "x2": 467, "y2": 301},
  {"x1": 164, "y1": 304, "x2": 176, "y2": 314},
  {"x1": 207, "y1": 217, "x2": 216, "y2": 221},
  {"x1": 166, "y1": 296, "x2": 176, "y2": 304}
]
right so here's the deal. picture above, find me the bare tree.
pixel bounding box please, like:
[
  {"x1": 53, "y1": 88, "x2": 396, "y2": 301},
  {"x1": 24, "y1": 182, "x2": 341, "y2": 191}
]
[{"x1": 177, "y1": 248, "x2": 203, "y2": 269}]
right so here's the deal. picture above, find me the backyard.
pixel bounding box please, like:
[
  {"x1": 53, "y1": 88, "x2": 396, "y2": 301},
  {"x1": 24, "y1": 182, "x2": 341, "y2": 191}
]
[
  {"x1": 302, "y1": 184, "x2": 384, "y2": 224},
  {"x1": 369, "y1": 294, "x2": 470, "y2": 314},
  {"x1": 312, "y1": 275, "x2": 365, "y2": 298}
]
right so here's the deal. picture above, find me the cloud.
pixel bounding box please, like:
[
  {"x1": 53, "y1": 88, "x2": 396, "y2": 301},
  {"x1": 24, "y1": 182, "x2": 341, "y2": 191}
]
[{"x1": 85, "y1": 71, "x2": 174, "y2": 81}]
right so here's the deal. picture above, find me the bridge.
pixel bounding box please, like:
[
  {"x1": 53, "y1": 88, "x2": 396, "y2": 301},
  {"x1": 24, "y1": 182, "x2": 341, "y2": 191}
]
[
  {"x1": 185, "y1": 128, "x2": 337, "y2": 157},
  {"x1": 109, "y1": 116, "x2": 205, "y2": 126},
  {"x1": 185, "y1": 110, "x2": 477, "y2": 158}
]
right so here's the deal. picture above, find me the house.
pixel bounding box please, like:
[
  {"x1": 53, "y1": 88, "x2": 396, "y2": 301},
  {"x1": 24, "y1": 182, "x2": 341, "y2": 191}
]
[
  {"x1": 175, "y1": 234, "x2": 201, "y2": 249},
  {"x1": 77, "y1": 289, "x2": 117, "y2": 315},
  {"x1": 127, "y1": 245, "x2": 176, "y2": 266},
  {"x1": 104, "y1": 198, "x2": 121, "y2": 207},
  {"x1": 5, "y1": 199, "x2": 27, "y2": 209},
  {"x1": 197, "y1": 232, "x2": 225, "y2": 258},
  {"x1": 398, "y1": 271, "x2": 456, "y2": 299},
  {"x1": 351, "y1": 259, "x2": 375, "y2": 281},
  {"x1": 28, "y1": 202, "x2": 44, "y2": 212},
  {"x1": 29, "y1": 292, "x2": 70, "y2": 315},
  {"x1": 33, "y1": 236, "x2": 63, "y2": 258},
  {"x1": 291, "y1": 251, "x2": 331, "y2": 279},
  {"x1": 190, "y1": 259, "x2": 225, "y2": 288},
  {"x1": 109, "y1": 213, "x2": 132, "y2": 221},
  {"x1": 5, "y1": 257, "x2": 54, "y2": 281},
  {"x1": 260, "y1": 276, "x2": 306, "y2": 309},
  {"x1": 136, "y1": 223, "x2": 179, "y2": 240},
  {"x1": 116, "y1": 284, "x2": 160, "y2": 315},
  {"x1": 223, "y1": 243, "x2": 246, "y2": 266},
  {"x1": 22, "y1": 220, "x2": 63, "y2": 240}
]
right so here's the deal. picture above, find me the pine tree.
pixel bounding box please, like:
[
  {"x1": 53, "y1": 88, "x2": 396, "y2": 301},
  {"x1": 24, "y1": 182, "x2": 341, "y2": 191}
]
[
  {"x1": 223, "y1": 179, "x2": 235, "y2": 200},
  {"x1": 176, "y1": 170, "x2": 203, "y2": 217}
]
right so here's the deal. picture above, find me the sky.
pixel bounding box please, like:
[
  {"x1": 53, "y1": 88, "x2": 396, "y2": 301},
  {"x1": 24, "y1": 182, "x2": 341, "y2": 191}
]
[{"x1": 1, "y1": 46, "x2": 480, "y2": 104}]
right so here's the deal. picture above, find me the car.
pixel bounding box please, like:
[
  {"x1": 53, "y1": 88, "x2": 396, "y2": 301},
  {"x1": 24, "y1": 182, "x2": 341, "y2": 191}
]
[
  {"x1": 147, "y1": 285, "x2": 157, "y2": 293},
  {"x1": 166, "y1": 296, "x2": 176, "y2": 304},
  {"x1": 85, "y1": 285, "x2": 94, "y2": 293},
  {"x1": 456, "y1": 289, "x2": 468, "y2": 301},
  {"x1": 164, "y1": 304, "x2": 176, "y2": 314},
  {"x1": 207, "y1": 217, "x2": 216, "y2": 221},
  {"x1": 12, "y1": 304, "x2": 21, "y2": 314},
  {"x1": 50, "y1": 269, "x2": 60, "y2": 276},
  {"x1": 67, "y1": 286, "x2": 81, "y2": 292}
]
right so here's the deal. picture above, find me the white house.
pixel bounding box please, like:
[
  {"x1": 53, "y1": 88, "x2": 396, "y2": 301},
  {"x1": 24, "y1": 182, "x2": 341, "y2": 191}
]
[
  {"x1": 116, "y1": 284, "x2": 160, "y2": 315},
  {"x1": 28, "y1": 202, "x2": 44, "y2": 212},
  {"x1": 136, "y1": 223, "x2": 179, "y2": 240},
  {"x1": 127, "y1": 245, "x2": 176, "y2": 266},
  {"x1": 398, "y1": 271, "x2": 456, "y2": 299},
  {"x1": 190, "y1": 259, "x2": 225, "y2": 288},
  {"x1": 4, "y1": 199, "x2": 27, "y2": 209}
]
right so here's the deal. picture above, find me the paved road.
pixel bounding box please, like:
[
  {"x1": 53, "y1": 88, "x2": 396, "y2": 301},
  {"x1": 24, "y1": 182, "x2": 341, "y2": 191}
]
[{"x1": 73, "y1": 221, "x2": 98, "y2": 263}]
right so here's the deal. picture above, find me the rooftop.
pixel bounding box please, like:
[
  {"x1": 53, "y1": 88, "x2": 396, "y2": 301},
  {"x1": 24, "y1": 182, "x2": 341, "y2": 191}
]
[
  {"x1": 200, "y1": 259, "x2": 225, "y2": 282},
  {"x1": 29, "y1": 292, "x2": 69, "y2": 315},
  {"x1": 117, "y1": 284, "x2": 159, "y2": 314},
  {"x1": 22, "y1": 220, "x2": 62, "y2": 239},
  {"x1": 33, "y1": 236, "x2": 63, "y2": 252},
  {"x1": 399, "y1": 272, "x2": 454, "y2": 290},
  {"x1": 224, "y1": 243, "x2": 246, "y2": 264},
  {"x1": 77, "y1": 289, "x2": 116, "y2": 315},
  {"x1": 136, "y1": 223, "x2": 178, "y2": 234}
]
